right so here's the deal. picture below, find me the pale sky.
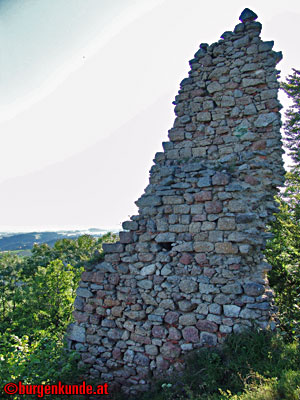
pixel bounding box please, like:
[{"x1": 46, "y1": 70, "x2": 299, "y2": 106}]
[{"x1": 0, "y1": 0, "x2": 299, "y2": 231}]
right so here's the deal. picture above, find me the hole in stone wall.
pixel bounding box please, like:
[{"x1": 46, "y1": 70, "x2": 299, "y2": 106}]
[{"x1": 159, "y1": 242, "x2": 172, "y2": 251}]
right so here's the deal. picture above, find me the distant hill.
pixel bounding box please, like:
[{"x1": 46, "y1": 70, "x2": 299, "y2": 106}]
[{"x1": 0, "y1": 229, "x2": 107, "y2": 251}]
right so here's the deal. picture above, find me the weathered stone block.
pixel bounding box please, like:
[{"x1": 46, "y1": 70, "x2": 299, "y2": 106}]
[
  {"x1": 223, "y1": 305, "x2": 241, "y2": 318},
  {"x1": 196, "y1": 320, "x2": 218, "y2": 333},
  {"x1": 155, "y1": 233, "x2": 176, "y2": 243},
  {"x1": 243, "y1": 282, "x2": 265, "y2": 296},
  {"x1": 200, "y1": 332, "x2": 217, "y2": 346},
  {"x1": 215, "y1": 242, "x2": 238, "y2": 254},
  {"x1": 205, "y1": 201, "x2": 223, "y2": 214},
  {"x1": 180, "y1": 279, "x2": 198, "y2": 293},
  {"x1": 182, "y1": 326, "x2": 199, "y2": 342},
  {"x1": 102, "y1": 243, "x2": 124, "y2": 253},
  {"x1": 68, "y1": 324, "x2": 86, "y2": 343},
  {"x1": 217, "y1": 217, "x2": 236, "y2": 230},
  {"x1": 195, "y1": 191, "x2": 212, "y2": 202},
  {"x1": 194, "y1": 242, "x2": 214, "y2": 253}
]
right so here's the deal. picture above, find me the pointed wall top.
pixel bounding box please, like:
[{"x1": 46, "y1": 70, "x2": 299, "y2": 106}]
[{"x1": 239, "y1": 8, "x2": 258, "y2": 23}]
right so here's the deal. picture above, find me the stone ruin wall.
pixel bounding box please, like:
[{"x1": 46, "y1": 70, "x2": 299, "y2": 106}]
[{"x1": 68, "y1": 9, "x2": 285, "y2": 394}]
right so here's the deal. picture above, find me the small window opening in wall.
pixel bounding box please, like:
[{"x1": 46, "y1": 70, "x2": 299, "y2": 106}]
[{"x1": 159, "y1": 242, "x2": 172, "y2": 251}]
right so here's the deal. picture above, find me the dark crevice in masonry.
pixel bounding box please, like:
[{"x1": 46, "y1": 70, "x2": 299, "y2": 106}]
[
  {"x1": 67, "y1": 7, "x2": 285, "y2": 396},
  {"x1": 158, "y1": 242, "x2": 173, "y2": 251}
]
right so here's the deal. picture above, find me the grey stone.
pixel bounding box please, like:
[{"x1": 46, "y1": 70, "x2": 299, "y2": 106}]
[
  {"x1": 95, "y1": 262, "x2": 116, "y2": 273},
  {"x1": 254, "y1": 112, "x2": 278, "y2": 127},
  {"x1": 214, "y1": 294, "x2": 230, "y2": 305},
  {"x1": 207, "y1": 82, "x2": 222, "y2": 93},
  {"x1": 161, "y1": 264, "x2": 172, "y2": 276},
  {"x1": 234, "y1": 36, "x2": 249, "y2": 48},
  {"x1": 243, "y1": 282, "x2": 265, "y2": 296},
  {"x1": 197, "y1": 112, "x2": 211, "y2": 122},
  {"x1": 244, "y1": 104, "x2": 257, "y2": 115},
  {"x1": 197, "y1": 177, "x2": 211, "y2": 188},
  {"x1": 155, "y1": 233, "x2": 176, "y2": 243},
  {"x1": 259, "y1": 41, "x2": 274, "y2": 52},
  {"x1": 178, "y1": 300, "x2": 197, "y2": 312},
  {"x1": 140, "y1": 264, "x2": 156, "y2": 276},
  {"x1": 136, "y1": 195, "x2": 162, "y2": 207},
  {"x1": 102, "y1": 243, "x2": 124, "y2": 253},
  {"x1": 123, "y1": 349, "x2": 134, "y2": 363},
  {"x1": 221, "y1": 283, "x2": 243, "y2": 294},
  {"x1": 145, "y1": 345, "x2": 158, "y2": 356},
  {"x1": 221, "y1": 96, "x2": 235, "y2": 107},
  {"x1": 67, "y1": 324, "x2": 85, "y2": 343},
  {"x1": 122, "y1": 220, "x2": 139, "y2": 230},
  {"x1": 208, "y1": 303, "x2": 221, "y2": 315},
  {"x1": 200, "y1": 332, "x2": 217, "y2": 346},
  {"x1": 179, "y1": 313, "x2": 197, "y2": 326},
  {"x1": 137, "y1": 280, "x2": 153, "y2": 290},
  {"x1": 76, "y1": 288, "x2": 93, "y2": 298},
  {"x1": 223, "y1": 305, "x2": 241, "y2": 318},
  {"x1": 179, "y1": 279, "x2": 198, "y2": 293},
  {"x1": 239, "y1": 8, "x2": 258, "y2": 23}
]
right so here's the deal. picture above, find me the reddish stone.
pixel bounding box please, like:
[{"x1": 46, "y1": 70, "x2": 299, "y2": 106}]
[
  {"x1": 89, "y1": 315, "x2": 100, "y2": 325},
  {"x1": 138, "y1": 253, "x2": 154, "y2": 262},
  {"x1": 191, "y1": 88, "x2": 206, "y2": 97},
  {"x1": 81, "y1": 271, "x2": 93, "y2": 282},
  {"x1": 161, "y1": 342, "x2": 181, "y2": 359},
  {"x1": 203, "y1": 267, "x2": 215, "y2": 278},
  {"x1": 225, "y1": 81, "x2": 238, "y2": 89},
  {"x1": 84, "y1": 303, "x2": 96, "y2": 313},
  {"x1": 104, "y1": 254, "x2": 120, "y2": 263},
  {"x1": 195, "y1": 253, "x2": 208, "y2": 265},
  {"x1": 229, "y1": 264, "x2": 240, "y2": 270},
  {"x1": 131, "y1": 333, "x2": 151, "y2": 345},
  {"x1": 212, "y1": 173, "x2": 230, "y2": 186},
  {"x1": 179, "y1": 253, "x2": 193, "y2": 265},
  {"x1": 244, "y1": 175, "x2": 259, "y2": 185},
  {"x1": 251, "y1": 140, "x2": 266, "y2": 150},
  {"x1": 108, "y1": 273, "x2": 120, "y2": 285},
  {"x1": 73, "y1": 311, "x2": 89, "y2": 323},
  {"x1": 92, "y1": 271, "x2": 105, "y2": 284},
  {"x1": 111, "y1": 306, "x2": 124, "y2": 317},
  {"x1": 153, "y1": 276, "x2": 165, "y2": 284},
  {"x1": 194, "y1": 191, "x2": 212, "y2": 202},
  {"x1": 192, "y1": 214, "x2": 206, "y2": 222},
  {"x1": 165, "y1": 311, "x2": 179, "y2": 325},
  {"x1": 112, "y1": 348, "x2": 122, "y2": 360},
  {"x1": 104, "y1": 284, "x2": 115, "y2": 290},
  {"x1": 182, "y1": 326, "x2": 199, "y2": 343},
  {"x1": 104, "y1": 298, "x2": 119, "y2": 307},
  {"x1": 156, "y1": 355, "x2": 170, "y2": 370},
  {"x1": 96, "y1": 290, "x2": 106, "y2": 299},
  {"x1": 152, "y1": 325, "x2": 167, "y2": 338},
  {"x1": 196, "y1": 320, "x2": 218, "y2": 333},
  {"x1": 205, "y1": 201, "x2": 223, "y2": 214}
]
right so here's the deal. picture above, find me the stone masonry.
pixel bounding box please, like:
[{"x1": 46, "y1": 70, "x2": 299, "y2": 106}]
[{"x1": 68, "y1": 8, "x2": 285, "y2": 394}]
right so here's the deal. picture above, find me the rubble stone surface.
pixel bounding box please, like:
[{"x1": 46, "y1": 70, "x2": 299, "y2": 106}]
[{"x1": 68, "y1": 8, "x2": 284, "y2": 395}]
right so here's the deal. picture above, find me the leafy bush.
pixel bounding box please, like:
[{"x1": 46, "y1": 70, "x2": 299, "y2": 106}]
[{"x1": 0, "y1": 233, "x2": 117, "y2": 399}]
